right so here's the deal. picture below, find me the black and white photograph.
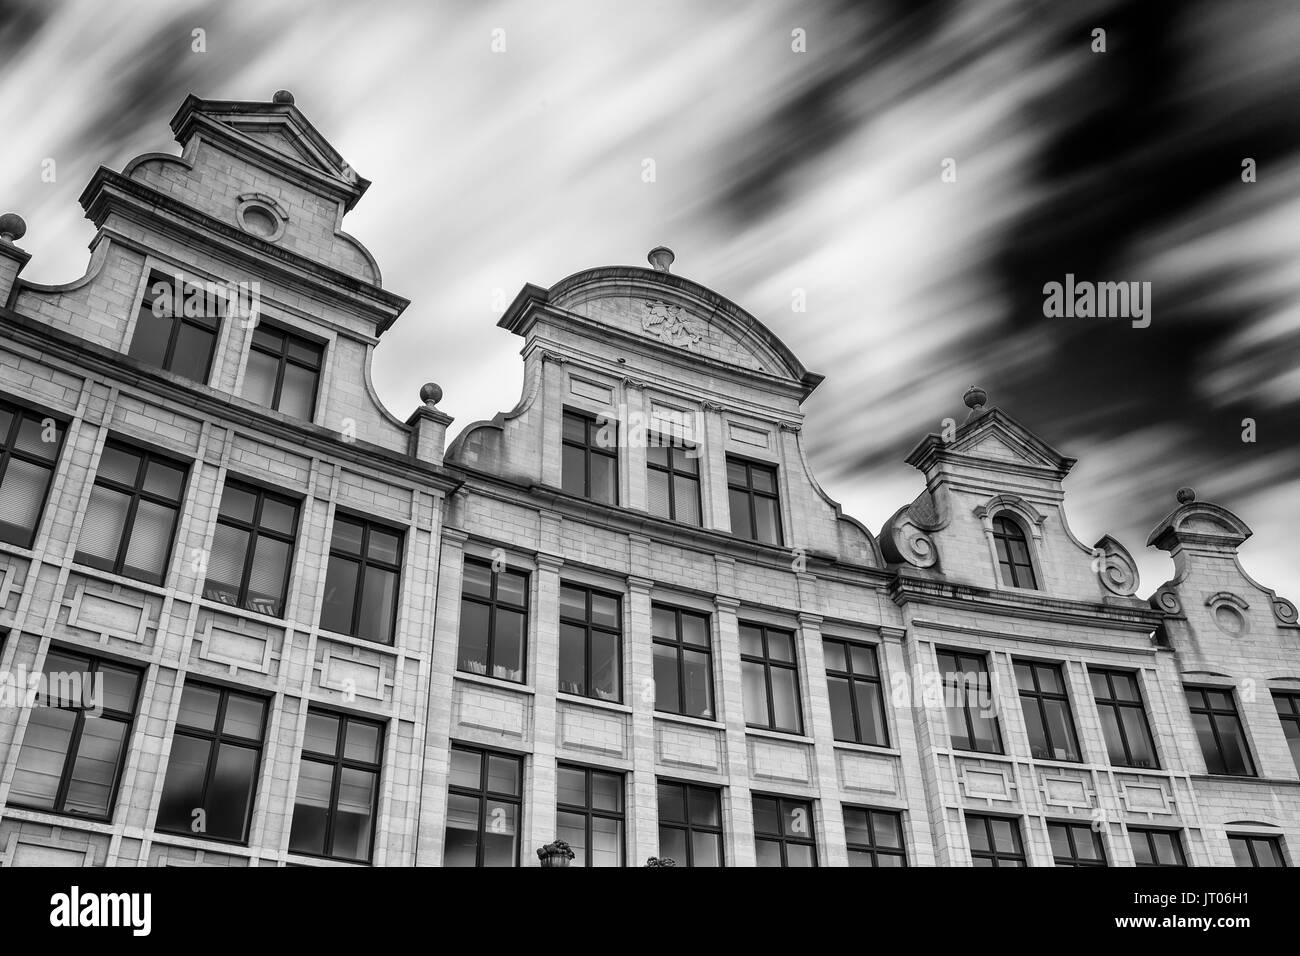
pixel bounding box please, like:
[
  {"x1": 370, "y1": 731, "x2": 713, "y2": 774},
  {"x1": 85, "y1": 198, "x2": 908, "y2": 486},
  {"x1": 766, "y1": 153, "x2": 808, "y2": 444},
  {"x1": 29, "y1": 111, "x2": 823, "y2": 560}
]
[{"x1": 0, "y1": 0, "x2": 1295, "y2": 938}]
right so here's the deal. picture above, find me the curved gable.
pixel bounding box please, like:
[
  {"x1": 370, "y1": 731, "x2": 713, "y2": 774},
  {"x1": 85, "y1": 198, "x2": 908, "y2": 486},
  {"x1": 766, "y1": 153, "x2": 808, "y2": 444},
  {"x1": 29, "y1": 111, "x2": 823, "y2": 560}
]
[{"x1": 541, "y1": 266, "x2": 823, "y2": 397}]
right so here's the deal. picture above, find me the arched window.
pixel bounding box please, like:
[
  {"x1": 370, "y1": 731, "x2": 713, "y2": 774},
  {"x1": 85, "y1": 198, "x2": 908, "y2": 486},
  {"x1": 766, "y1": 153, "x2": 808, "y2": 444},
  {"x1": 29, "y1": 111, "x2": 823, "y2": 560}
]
[{"x1": 992, "y1": 514, "x2": 1038, "y2": 589}]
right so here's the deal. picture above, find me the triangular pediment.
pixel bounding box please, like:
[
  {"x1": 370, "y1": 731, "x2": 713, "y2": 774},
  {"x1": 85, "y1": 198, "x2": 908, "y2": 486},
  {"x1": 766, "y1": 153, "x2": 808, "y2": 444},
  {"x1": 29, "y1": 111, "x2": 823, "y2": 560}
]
[
  {"x1": 949, "y1": 412, "x2": 1069, "y2": 469},
  {"x1": 169, "y1": 94, "x2": 369, "y2": 206},
  {"x1": 229, "y1": 120, "x2": 338, "y2": 176},
  {"x1": 906, "y1": 407, "x2": 1076, "y2": 476}
]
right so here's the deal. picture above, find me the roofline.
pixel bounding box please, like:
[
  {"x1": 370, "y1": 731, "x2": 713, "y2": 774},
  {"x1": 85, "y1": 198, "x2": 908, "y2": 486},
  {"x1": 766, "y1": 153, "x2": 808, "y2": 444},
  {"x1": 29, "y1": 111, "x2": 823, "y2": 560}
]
[{"x1": 499, "y1": 265, "x2": 824, "y2": 399}]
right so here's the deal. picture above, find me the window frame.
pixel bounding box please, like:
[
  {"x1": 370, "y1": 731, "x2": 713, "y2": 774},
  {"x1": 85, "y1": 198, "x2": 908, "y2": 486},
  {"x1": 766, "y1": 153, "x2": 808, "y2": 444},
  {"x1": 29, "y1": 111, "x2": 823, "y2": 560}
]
[
  {"x1": 555, "y1": 762, "x2": 626, "y2": 867},
  {"x1": 1089, "y1": 667, "x2": 1160, "y2": 770},
  {"x1": 319, "y1": 512, "x2": 404, "y2": 645},
  {"x1": 1129, "y1": 826, "x2": 1187, "y2": 867},
  {"x1": 937, "y1": 648, "x2": 1004, "y2": 755},
  {"x1": 1185, "y1": 685, "x2": 1257, "y2": 777},
  {"x1": 0, "y1": 399, "x2": 66, "y2": 549},
  {"x1": 561, "y1": 408, "x2": 618, "y2": 504},
  {"x1": 823, "y1": 638, "x2": 889, "y2": 747},
  {"x1": 456, "y1": 557, "x2": 530, "y2": 684},
  {"x1": 726, "y1": 454, "x2": 783, "y2": 546},
  {"x1": 155, "y1": 681, "x2": 269, "y2": 845},
  {"x1": 1048, "y1": 820, "x2": 1108, "y2": 867},
  {"x1": 966, "y1": 813, "x2": 1027, "y2": 867},
  {"x1": 444, "y1": 743, "x2": 524, "y2": 867},
  {"x1": 1273, "y1": 691, "x2": 1300, "y2": 773},
  {"x1": 651, "y1": 603, "x2": 714, "y2": 720},
  {"x1": 740, "y1": 622, "x2": 803, "y2": 735},
  {"x1": 645, "y1": 434, "x2": 702, "y2": 525},
  {"x1": 244, "y1": 321, "x2": 325, "y2": 419},
  {"x1": 1228, "y1": 834, "x2": 1286, "y2": 867},
  {"x1": 1014, "y1": 658, "x2": 1081, "y2": 762},
  {"x1": 288, "y1": 709, "x2": 385, "y2": 864},
  {"x1": 8, "y1": 648, "x2": 142, "y2": 822},
  {"x1": 843, "y1": 805, "x2": 907, "y2": 867},
  {"x1": 991, "y1": 513, "x2": 1038, "y2": 589},
  {"x1": 752, "y1": 794, "x2": 818, "y2": 867},
  {"x1": 74, "y1": 439, "x2": 188, "y2": 585},
  {"x1": 129, "y1": 269, "x2": 223, "y2": 383},
  {"x1": 656, "y1": 779, "x2": 725, "y2": 867},
  {"x1": 204, "y1": 479, "x2": 300, "y2": 618},
  {"x1": 558, "y1": 581, "x2": 623, "y2": 703}
]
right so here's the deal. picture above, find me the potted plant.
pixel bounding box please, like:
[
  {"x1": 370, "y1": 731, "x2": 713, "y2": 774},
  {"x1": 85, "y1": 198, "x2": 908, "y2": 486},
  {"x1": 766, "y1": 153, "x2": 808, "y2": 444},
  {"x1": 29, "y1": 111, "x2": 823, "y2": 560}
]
[
  {"x1": 537, "y1": 840, "x2": 576, "y2": 867},
  {"x1": 644, "y1": 856, "x2": 676, "y2": 867}
]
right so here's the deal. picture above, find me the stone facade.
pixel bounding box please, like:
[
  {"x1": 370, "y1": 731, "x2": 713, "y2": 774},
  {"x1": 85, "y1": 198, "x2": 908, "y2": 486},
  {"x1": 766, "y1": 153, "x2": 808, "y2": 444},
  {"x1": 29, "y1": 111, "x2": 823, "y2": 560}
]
[{"x1": 0, "y1": 93, "x2": 1294, "y2": 866}]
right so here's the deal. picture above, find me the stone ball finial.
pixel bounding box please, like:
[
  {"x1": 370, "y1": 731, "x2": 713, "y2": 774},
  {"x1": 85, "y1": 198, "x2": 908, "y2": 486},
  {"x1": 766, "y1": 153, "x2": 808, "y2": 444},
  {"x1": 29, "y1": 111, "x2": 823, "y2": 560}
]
[
  {"x1": 647, "y1": 246, "x2": 675, "y2": 273},
  {"x1": 0, "y1": 213, "x2": 27, "y2": 243},
  {"x1": 273, "y1": 90, "x2": 295, "y2": 105},
  {"x1": 1176, "y1": 486, "x2": 1196, "y2": 504},
  {"x1": 419, "y1": 382, "x2": 443, "y2": 406},
  {"x1": 963, "y1": 385, "x2": 987, "y2": 410}
]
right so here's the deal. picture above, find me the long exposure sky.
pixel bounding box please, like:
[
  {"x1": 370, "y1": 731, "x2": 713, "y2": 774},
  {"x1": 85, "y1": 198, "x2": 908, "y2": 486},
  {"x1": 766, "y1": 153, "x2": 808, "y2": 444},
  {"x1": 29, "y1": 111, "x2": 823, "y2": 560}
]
[{"x1": 1, "y1": 0, "x2": 1297, "y2": 598}]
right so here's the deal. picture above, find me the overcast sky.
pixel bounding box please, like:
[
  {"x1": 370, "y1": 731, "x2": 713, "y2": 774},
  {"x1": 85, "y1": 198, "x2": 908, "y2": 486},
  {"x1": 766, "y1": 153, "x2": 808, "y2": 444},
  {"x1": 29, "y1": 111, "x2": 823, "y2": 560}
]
[{"x1": 2, "y1": 0, "x2": 1297, "y2": 599}]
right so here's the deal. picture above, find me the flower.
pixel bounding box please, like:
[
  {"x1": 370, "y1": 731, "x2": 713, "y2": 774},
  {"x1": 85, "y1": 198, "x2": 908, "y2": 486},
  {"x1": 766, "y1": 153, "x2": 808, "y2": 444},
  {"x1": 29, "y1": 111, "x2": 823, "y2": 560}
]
[{"x1": 537, "y1": 840, "x2": 576, "y2": 860}]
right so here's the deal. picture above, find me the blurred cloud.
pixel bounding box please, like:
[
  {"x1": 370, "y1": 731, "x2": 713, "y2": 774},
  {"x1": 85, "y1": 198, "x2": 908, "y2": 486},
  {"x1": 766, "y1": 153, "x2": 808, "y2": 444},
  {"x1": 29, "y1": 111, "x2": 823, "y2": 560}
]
[{"x1": 2, "y1": 0, "x2": 1296, "y2": 596}]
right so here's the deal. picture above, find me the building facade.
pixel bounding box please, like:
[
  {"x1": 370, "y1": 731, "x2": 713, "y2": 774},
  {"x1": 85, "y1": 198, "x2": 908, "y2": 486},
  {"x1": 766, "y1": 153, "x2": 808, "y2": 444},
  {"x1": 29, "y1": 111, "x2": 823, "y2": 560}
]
[{"x1": 0, "y1": 93, "x2": 1295, "y2": 867}]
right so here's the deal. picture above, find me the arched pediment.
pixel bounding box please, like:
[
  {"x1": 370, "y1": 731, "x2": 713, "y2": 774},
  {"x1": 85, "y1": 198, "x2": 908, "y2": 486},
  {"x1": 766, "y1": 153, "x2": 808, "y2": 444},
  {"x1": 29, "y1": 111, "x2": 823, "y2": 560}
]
[{"x1": 518, "y1": 266, "x2": 823, "y2": 399}]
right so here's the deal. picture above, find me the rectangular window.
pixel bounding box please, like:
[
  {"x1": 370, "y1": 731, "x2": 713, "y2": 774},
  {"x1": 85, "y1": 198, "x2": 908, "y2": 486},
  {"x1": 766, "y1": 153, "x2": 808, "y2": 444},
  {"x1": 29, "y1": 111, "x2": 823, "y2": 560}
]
[
  {"x1": 651, "y1": 604, "x2": 713, "y2": 719},
  {"x1": 1089, "y1": 667, "x2": 1159, "y2": 769},
  {"x1": 727, "y1": 456, "x2": 782, "y2": 545},
  {"x1": 824, "y1": 639, "x2": 888, "y2": 746},
  {"x1": 753, "y1": 795, "x2": 817, "y2": 867},
  {"x1": 75, "y1": 440, "x2": 187, "y2": 585},
  {"x1": 288, "y1": 710, "x2": 383, "y2": 863},
  {"x1": 657, "y1": 780, "x2": 723, "y2": 867},
  {"x1": 8, "y1": 648, "x2": 142, "y2": 820},
  {"x1": 1229, "y1": 834, "x2": 1286, "y2": 867},
  {"x1": 0, "y1": 400, "x2": 65, "y2": 548},
  {"x1": 646, "y1": 436, "x2": 701, "y2": 525},
  {"x1": 1014, "y1": 659, "x2": 1081, "y2": 761},
  {"x1": 319, "y1": 514, "x2": 403, "y2": 645},
  {"x1": 938, "y1": 649, "x2": 1002, "y2": 754},
  {"x1": 156, "y1": 682, "x2": 267, "y2": 843},
  {"x1": 561, "y1": 409, "x2": 617, "y2": 504},
  {"x1": 242, "y1": 323, "x2": 324, "y2": 420},
  {"x1": 203, "y1": 480, "x2": 299, "y2": 618},
  {"x1": 1048, "y1": 821, "x2": 1107, "y2": 866},
  {"x1": 556, "y1": 764, "x2": 624, "y2": 867},
  {"x1": 740, "y1": 623, "x2": 802, "y2": 734},
  {"x1": 966, "y1": 814, "x2": 1026, "y2": 867},
  {"x1": 558, "y1": 582, "x2": 622, "y2": 702},
  {"x1": 457, "y1": 558, "x2": 528, "y2": 683},
  {"x1": 1130, "y1": 827, "x2": 1186, "y2": 866},
  {"x1": 128, "y1": 270, "x2": 222, "y2": 383},
  {"x1": 443, "y1": 744, "x2": 523, "y2": 867},
  {"x1": 1274, "y1": 692, "x2": 1300, "y2": 773},
  {"x1": 1185, "y1": 686, "x2": 1255, "y2": 776},
  {"x1": 844, "y1": 807, "x2": 906, "y2": 867}
]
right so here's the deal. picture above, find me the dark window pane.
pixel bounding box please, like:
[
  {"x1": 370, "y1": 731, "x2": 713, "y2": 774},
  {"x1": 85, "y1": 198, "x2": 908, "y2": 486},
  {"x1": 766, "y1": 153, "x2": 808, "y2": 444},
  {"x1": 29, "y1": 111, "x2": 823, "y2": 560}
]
[
  {"x1": 176, "y1": 684, "x2": 220, "y2": 731},
  {"x1": 242, "y1": 350, "x2": 279, "y2": 409},
  {"x1": 590, "y1": 453, "x2": 617, "y2": 504},
  {"x1": 559, "y1": 623, "x2": 586, "y2": 697},
  {"x1": 357, "y1": 565, "x2": 398, "y2": 643},
  {"x1": 63, "y1": 717, "x2": 127, "y2": 816},
  {"x1": 319, "y1": 558, "x2": 359, "y2": 634},
  {"x1": 828, "y1": 676, "x2": 855, "y2": 740},
  {"x1": 279, "y1": 363, "x2": 317, "y2": 419},
  {"x1": 656, "y1": 783, "x2": 685, "y2": 824},
  {"x1": 170, "y1": 323, "x2": 215, "y2": 382},
  {"x1": 157, "y1": 734, "x2": 211, "y2": 834},
  {"x1": 206, "y1": 743, "x2": 258, "y2": 840},
  {"x1": 303, "y1": 712, "x2": 339, "y2": 757},
  {"x1": 561, "y1": 445, "x2": 586, "y2": 496},
  {"x1": 222, "y1": 694, "x2": 265, "y2": 741},
  {"x1": 729, "y1": 488, "x2": 753, "y2": 539},
  {"x1": 653, "y1": 644, "x2": 680, "y2": 714}
]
